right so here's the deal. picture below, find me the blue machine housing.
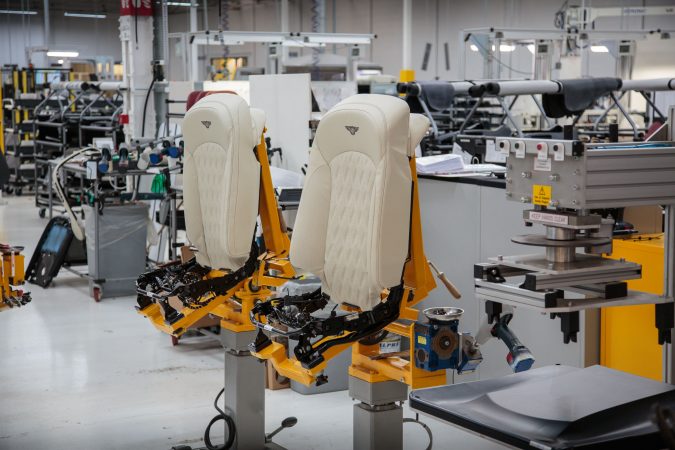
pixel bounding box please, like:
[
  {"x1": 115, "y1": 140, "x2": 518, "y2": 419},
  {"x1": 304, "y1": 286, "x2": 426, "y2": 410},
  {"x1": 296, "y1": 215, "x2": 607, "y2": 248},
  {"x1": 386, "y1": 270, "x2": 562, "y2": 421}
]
[{"x1": 414, "y1": 319, "x2": 480, "y2": 373}]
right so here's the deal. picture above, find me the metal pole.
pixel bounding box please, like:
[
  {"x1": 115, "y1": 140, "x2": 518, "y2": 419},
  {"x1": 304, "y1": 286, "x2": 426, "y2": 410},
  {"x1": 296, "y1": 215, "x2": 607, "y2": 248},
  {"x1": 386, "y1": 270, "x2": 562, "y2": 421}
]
[
  {"x1": 666, "y1": 204, "x2": 675, "y2": 384},
  {"x1": 190, "y1": 0, "x2": 199, "y2": 81},
  {"x1": 162, "y1": 0, "x2": 169, "y2": 64},
  {"x1": 497, "y1": 96, "x2": 523, "y2": 137},
  {"x1": 609, "y1": 92, "x2": 639, "y2": 140},
  {"x1": 666, "y1": 107, "x2": 675, "y2": 384},
  {"x1": 280, "y1": 0, "x2": 289, "y2": 67},
  {"x1": 401, "y1": 0, "x2": 412, "y2": 80},
  {"x1": 43, "y1": 0, "x2": 50, "y2": 52}
]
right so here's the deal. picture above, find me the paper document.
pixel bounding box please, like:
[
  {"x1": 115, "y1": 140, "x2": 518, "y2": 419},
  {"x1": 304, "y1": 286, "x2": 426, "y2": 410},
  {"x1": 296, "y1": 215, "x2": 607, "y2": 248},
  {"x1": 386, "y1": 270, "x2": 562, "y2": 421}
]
[
  {"x1": 416, "y1": 154, "x2": 506, "y2": 175},
  {"x1": 415, "y1": 154, "x2": 465, "y2": 174}
]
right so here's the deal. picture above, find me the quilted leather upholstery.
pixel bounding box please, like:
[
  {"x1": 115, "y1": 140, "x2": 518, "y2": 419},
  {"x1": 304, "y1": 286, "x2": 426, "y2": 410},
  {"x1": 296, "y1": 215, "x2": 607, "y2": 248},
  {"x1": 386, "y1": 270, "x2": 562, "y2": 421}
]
[
  {"x1": 182, "y1": 93, "x2": 263, "y2": 271},
  {"x1": 290, "y1": 94, "x2": 429, "y2": 310}
]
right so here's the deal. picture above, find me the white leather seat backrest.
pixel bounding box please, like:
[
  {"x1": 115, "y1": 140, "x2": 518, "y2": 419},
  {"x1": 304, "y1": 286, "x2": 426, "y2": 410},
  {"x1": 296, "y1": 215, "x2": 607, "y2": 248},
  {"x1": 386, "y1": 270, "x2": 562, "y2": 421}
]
[
  {"x1": 182, "y1": 93, "x2": 264, "y2": 271},
  {"x1": 289, "y1": 94, "x2": 429, "y2": 311}
]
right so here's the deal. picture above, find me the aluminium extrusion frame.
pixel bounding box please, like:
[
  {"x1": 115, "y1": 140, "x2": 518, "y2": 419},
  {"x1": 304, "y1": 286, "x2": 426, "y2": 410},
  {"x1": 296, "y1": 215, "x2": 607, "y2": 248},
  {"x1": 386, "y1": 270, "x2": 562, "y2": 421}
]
[
  {"x1": 458, "y1": 26, "x2": 673, "y2": 80},
  {"x1": 167, "y1": 30, "x2": 375, "y2": 82},
  {"x1": 475, "y1": 134, "x2": 675, "y2": 349}
]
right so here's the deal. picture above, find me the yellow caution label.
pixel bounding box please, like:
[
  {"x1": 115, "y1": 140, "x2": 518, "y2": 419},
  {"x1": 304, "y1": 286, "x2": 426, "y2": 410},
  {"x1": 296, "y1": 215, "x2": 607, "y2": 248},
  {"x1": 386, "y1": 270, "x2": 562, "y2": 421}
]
[
  {"x1": 533, "y1": 185, "x2": 552, "y2": 206},
  {"x1": 417, "y1": 335, "x2": 427, "y2": 345}
]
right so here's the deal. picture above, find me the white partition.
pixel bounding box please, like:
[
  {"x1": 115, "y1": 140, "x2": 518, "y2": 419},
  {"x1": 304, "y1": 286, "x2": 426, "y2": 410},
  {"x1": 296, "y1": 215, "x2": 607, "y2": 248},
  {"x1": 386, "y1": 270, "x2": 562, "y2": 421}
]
[
  {"x1": 249, "y1": 74, "x2": 311, "y2": 175},
  {"x1": 311, "y1": 81, "x2": 358, "y2": 113},
  {"x1": 202, "y1": 80, "x2": 251, "y2": 103}
]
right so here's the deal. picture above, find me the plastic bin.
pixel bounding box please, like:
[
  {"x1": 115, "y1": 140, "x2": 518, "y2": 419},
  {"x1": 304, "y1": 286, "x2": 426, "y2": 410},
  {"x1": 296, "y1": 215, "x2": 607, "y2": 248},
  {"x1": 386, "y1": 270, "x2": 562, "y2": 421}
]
[{"x1": 84, "y1": 203, "x2": 149, "y2": 298}]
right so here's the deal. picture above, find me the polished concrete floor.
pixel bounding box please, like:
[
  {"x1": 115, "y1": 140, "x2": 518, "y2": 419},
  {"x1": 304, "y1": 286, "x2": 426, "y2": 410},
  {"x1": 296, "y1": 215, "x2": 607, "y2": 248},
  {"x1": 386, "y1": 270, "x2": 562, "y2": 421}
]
[{"x1": 0, "y1": 196, "x2": 505, "y2": 449}]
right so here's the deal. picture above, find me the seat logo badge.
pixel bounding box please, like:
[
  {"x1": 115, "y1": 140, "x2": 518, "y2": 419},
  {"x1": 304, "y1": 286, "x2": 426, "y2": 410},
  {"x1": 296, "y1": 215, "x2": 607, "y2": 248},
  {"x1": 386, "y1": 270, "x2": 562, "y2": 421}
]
[
  {"x1": 201, "y1": 120, "x2": 212, "y2": 129},
  {"x1": 345, "y1": 125, "x2": 359, "y2": 135}
]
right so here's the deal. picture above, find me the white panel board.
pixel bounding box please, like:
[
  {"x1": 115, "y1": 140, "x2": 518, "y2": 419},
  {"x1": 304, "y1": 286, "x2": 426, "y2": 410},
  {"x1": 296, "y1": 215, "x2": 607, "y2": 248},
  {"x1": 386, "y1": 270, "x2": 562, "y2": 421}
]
[
  {"x1": 202, "y1": 80, "x2": 251, "y2": 103},
  {"x1": 249, "y1": 74, "x2": 311, "y2": 175},
  {"x1": 311, "y1": 81, "x2": 357, "y2": 113}
]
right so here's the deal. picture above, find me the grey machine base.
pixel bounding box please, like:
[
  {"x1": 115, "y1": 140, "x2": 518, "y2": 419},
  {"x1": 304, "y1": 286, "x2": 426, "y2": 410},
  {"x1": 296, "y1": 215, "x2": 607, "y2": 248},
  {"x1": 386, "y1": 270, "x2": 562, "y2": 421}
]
[
  {"x1": 219, "y1": 330, "x2": 287, "y2": 450},
  {"x1": 349, "y1": 376, "x2": 408, "y2": 450}
]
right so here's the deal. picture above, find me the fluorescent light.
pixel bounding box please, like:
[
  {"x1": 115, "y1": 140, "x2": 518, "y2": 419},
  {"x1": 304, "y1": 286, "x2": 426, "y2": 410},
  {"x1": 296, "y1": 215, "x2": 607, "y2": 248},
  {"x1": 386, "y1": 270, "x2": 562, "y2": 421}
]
[
  {"x1": 166, "y1": 2, "x2": 197, "y2": 6},
  {"x1": 0, "y1": 9, "x2": 37, "y2": 15},
  {"x1": 527, "y1": 44, "x2": 535, "y2": 54},
  {"x1": 47, "y1": 51, "x2": 80, "y2": 58},
  {"x1": 64, "y1": 12, "x2": 107, "y2": 19},
  {"x1": 470, "y1": 44, "x2": 515, "y2": 52},
  {"x1": 57, "y1": 59, "x2": 64, "y2": 64},
  {"x1": 591, "y1": 45, "x2": 609, "y2": 53}
]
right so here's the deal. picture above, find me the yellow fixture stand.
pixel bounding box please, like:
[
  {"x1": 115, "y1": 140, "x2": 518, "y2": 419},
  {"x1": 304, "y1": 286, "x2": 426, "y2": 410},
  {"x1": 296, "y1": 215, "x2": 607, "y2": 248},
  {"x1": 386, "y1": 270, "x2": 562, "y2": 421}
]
[
  {"x1": 254, "y1": 158, "x2": 450, "y2": 391},
  {"x1": 1, "y1": 245, "x2": 30, "y2": 311},
  {"x1": 137, "y1": 130, "x2": 294, "y2": 336}
]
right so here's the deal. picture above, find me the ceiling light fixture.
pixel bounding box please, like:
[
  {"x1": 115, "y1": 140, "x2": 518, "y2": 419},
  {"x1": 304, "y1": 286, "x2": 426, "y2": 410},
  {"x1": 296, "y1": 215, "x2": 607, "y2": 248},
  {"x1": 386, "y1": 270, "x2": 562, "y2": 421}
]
[
  {"x1": 47, "y1": 51, "x2": 80, "y2": 58},
  {"x1": 590, "y1": 45, "x2": 609, "y2": 53},
  {"x1": 0, "y1": 9, "x2": 37, "y2": 15},
  {"x1": 64, "y1": 12, "x2": 107, "y2": 19},
  {"x1": 470, "y1": 44, "x2": 515, "y2": 52}
]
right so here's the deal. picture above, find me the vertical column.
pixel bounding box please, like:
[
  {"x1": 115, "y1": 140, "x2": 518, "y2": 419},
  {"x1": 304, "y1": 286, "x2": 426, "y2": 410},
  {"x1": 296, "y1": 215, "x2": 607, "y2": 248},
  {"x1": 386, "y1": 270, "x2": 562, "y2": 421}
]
[
  {"x1": 666, "y1": 106, "x2": 675, "y2": 384},
  {"x1": 190, "y1": 0, "x2": 199, "y2": 81},
  {"x1": 43, "y1": 0, "x2": 50, "y2": 50},
  {"x1": 349, "y1": 376, "x2": 408, "y2": 450},
  {"x1": 221, "y1": 329, "x2": 266, "y2": 449},
  {"x1": 119, "y1": 14, "x2": 155, "y2": 141},
  {"x1": 400, "y1": 0, "x2": 414, "y2": 82}
]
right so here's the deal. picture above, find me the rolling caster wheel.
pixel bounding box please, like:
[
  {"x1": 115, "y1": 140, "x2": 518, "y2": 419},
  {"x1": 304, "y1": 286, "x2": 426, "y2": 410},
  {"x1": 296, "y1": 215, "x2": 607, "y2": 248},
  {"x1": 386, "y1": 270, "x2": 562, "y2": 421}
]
[
  {"x1": 171, "y1": 335, "x2": 180, "y2": 346},
  {"x1": 38, "y1": 208, "x2": 46, "y2": 219},
  {"x1": 93, "y1": 286, "x2": 102, "y2": 302}
]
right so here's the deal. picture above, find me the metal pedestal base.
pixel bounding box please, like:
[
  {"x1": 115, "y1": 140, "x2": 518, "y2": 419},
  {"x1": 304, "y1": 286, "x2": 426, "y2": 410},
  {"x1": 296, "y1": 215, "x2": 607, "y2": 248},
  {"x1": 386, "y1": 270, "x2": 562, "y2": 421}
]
[
  {"x1": 220, "y1": 329, "x2": 285, "y2": 450},
  {"x1": 349, "y1": 376, "x2": 408, "y2": 450}
]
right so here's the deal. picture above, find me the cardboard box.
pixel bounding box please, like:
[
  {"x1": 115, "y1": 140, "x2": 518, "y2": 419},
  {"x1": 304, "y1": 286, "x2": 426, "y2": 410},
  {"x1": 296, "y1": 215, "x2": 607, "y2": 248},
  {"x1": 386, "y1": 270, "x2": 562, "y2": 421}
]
[
  {"x1": 266, "y1": 359, "x2": 290, "y2": 390},
  {"x1": 265, "y1": 331, "x2": 290, "y2": 390},
  {"x1": 624, "y1": 206, "x2": 664, "y2": 235}
]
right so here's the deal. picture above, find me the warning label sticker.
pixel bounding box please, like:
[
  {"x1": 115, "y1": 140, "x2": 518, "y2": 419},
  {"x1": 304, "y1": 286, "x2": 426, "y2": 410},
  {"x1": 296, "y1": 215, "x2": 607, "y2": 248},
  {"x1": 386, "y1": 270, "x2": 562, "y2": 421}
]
[
  {"x1": 534, "y1": 157, "x2": 552, "y2": 172},
  {"x1": 529, "y1": 211, "x2": 569, "y2": 225},
  {"x1": 532, "y1": 185, "x2": 552, "y2": 206}
]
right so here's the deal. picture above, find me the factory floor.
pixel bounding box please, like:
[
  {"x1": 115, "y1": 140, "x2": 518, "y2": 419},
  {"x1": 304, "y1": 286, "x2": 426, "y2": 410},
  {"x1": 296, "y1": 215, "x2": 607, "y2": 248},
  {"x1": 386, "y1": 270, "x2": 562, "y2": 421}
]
[{"x1": 0, "y1": 195, "x2": 505, "y2": 450}]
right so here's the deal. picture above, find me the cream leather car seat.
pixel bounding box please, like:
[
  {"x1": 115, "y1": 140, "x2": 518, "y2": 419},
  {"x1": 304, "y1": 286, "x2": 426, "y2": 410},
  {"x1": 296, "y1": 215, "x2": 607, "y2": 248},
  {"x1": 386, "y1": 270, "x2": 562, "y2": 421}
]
[
  {"x1": 290, "y1": 94, "x2": 429, "y2": 310},
  {"x1": 182, "y1": 93, "x2": 266, "y2": 271}
]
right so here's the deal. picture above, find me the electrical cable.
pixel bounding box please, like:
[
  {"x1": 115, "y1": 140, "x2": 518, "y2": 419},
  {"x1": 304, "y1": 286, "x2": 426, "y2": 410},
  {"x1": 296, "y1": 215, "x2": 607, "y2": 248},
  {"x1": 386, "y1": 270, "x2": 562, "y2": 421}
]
[
  {"x1": 52, "y1": 146, "x2": 100, "y2": 241},
  {"x1": 141, "y1": 76, "x2": 156, "y2": 137},
  {"x1": 204, "y1": 387, "x2": 236, "y2": 450},
  {"x1": 403, "y1": 414, "x2": 433, "y2": 450}
]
